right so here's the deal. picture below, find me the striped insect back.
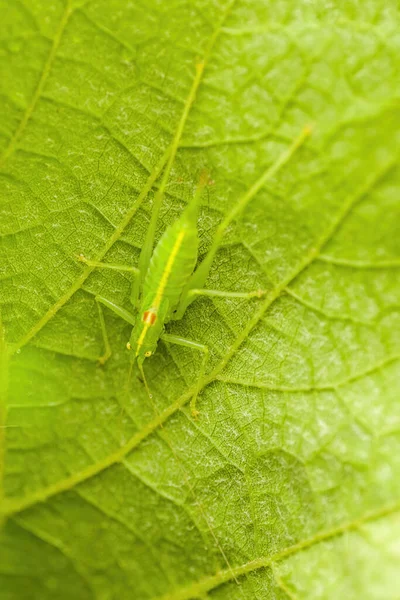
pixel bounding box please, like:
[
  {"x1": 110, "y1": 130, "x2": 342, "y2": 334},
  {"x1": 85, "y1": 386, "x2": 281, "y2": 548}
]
[
  {"x1": 127, "y1": 188, "x2": 202, "y2": 363},
  {"x1": 142, "y1": 205, "x2": 199, "y2": 321}
]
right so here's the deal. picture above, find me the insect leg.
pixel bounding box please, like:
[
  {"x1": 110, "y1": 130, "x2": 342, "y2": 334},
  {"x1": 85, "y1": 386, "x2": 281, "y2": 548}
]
[
  {"x1": 172, "y1": 288, "x2": 267, "y2": 320},
  {"x1": 187, "y1": 288, "x2": 266, "y2": 300},
  {"x1": 160, "y1": 333, "x2": 209, "y2": 418},
  {"x1": 79, "y1": 254, "x2": 141, "y2": 314},
  {"x1": 93, "y1": 295, "x2": 136, "y2": 364},
  {"x1": 176, "y1": 125, "x2": 311, "y2": 318},
  {"x1": 96, "y1": 295, "x2": 136, "y2": 325},
  {"x1": 78, "y1": 254, "x2": 140, "y2": 275},
  {"x1": 96, "y1": 300, "x2": 111, "y2": 365}
]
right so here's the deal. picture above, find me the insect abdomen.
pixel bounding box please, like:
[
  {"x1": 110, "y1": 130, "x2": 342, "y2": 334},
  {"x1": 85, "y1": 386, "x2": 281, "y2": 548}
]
[{"x1": 142, "y1": 219, "x2": 199, "y2": 316}]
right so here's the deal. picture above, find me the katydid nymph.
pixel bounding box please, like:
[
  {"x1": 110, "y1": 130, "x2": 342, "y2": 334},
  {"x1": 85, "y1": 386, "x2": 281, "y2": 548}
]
[{"x1": 79, "y1": 125, "x2": 311, "y2": 416}]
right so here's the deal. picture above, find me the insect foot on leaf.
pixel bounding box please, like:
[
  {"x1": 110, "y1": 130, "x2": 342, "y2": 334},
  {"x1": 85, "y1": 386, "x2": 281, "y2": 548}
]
[
  {"x1": 191, "y1": 407, "x2": 200, "y2": 419},
  {"x1": 97, "y1": 351, "x2": 111, "y2": 367}
]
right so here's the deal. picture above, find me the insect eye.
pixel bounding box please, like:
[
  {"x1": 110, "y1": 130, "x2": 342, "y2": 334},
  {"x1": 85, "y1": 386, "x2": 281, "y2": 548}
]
[
  {"x1": 126, "y1": 342, "x2": 132, "y2": 350},
  {"x1": 145, "y1": 351, "x2": 152, "y2": 357}
]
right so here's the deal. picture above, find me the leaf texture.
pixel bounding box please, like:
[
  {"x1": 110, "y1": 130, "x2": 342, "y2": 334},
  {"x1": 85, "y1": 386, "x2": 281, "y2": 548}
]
[{"x1": 1, "y1": 1, "x2": 400, "y2": 598}]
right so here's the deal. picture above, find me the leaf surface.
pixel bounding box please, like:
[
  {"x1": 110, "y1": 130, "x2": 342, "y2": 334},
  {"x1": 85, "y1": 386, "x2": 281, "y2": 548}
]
[{"x1": 1, "y1": 1, "x2": 400, "y2": 598}]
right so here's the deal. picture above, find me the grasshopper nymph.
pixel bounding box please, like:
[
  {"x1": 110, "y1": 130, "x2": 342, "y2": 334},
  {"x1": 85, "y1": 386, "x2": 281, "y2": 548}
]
[{"x1": 79, "y1": 126, "x2": 311, "y2": 415}]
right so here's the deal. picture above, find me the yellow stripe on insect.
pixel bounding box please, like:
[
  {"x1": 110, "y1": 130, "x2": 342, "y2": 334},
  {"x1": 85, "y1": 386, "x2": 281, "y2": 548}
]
[
  {"x1": 153, "y1": 229, "x2": 186, "y2": 308},
  {"x1": 136, "y1": 321, "x2": 151, "y2": 356},
  {"x1": 136, "y1": 229, "x2": 186, "y2": 355}
]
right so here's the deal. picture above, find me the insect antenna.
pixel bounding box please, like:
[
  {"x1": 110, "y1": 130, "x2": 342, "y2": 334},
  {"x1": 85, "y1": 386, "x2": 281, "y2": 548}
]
[
  {"x1": 113, "y1": 360, "x2": 136, "y2": 438},
  {"x1": 138, "y1": 363, "x2": 163, "y2": 430},
  {"x1": 125, "y1": 361, "x2": 134, "y2": 394},
  {"x1": 138, "y1": 363, "x2": 152, "y2": 399}
]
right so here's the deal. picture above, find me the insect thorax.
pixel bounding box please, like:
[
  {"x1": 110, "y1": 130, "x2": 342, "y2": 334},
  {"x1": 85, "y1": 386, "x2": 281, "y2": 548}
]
[{"x1": 128, "y1": 297, "x2": 169, "y2": 363}]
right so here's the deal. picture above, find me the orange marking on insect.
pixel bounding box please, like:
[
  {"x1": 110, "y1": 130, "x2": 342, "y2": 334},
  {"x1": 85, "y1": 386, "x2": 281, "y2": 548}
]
[{"x1": 142, "y1": 310, "x2": 157, "y2": 325}]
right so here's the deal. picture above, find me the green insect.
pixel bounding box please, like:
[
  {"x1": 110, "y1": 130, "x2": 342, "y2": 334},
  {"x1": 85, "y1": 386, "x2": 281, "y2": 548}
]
[{"x1": 79, "y1": 126, "x2": 310, "y2": 416}]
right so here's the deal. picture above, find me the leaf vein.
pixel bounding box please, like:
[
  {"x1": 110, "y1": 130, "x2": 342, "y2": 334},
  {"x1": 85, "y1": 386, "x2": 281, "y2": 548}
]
[{"x1": 0, "y1": 1, "x2": 73, "y2": 167}]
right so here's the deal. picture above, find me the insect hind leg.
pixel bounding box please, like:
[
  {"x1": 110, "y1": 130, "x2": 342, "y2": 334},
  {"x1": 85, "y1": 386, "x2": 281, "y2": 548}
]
[
  {"x1": 188, "y1": 288, "x2": 266, "y2": 300},
  {"x1": 160, "y1": 332, "x2": 209, "y2": 417},
  {"x1": 173, "y1": 126, "x2": 311, "y2": 320},
  {"x1": 173, "y1": 287, "x2": 266, "y2": 320}
]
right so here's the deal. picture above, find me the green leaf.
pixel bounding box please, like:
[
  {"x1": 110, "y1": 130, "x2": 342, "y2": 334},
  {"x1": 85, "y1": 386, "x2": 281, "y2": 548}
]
[{"x1": 1, "y1": 1, "x2": 400, "y2": 598}]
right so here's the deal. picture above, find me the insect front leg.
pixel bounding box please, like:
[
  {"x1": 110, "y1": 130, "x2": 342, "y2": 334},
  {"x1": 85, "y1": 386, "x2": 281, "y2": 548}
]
[
  {"x1": 94, "y1": 295, "x2": 136, "y2": 364},
  {"x1": 78, "y1": 255, "x2": 142, "y2": 360},
  {"x1": 160, "y1": 333, "x2": 209, "y2": 418}
]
